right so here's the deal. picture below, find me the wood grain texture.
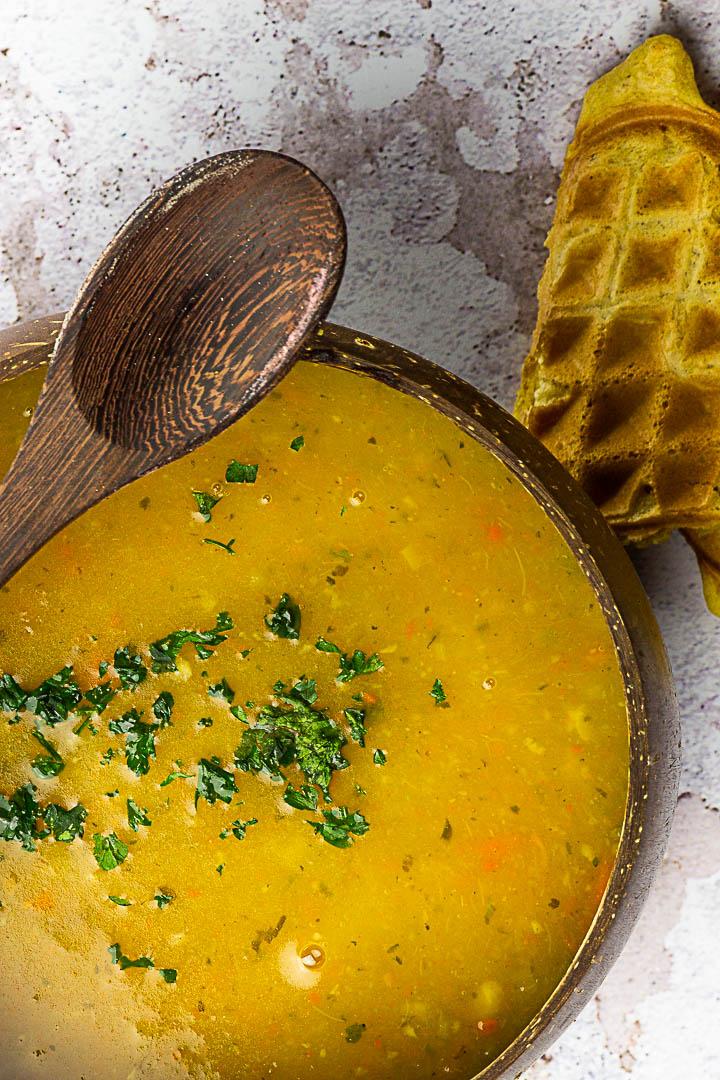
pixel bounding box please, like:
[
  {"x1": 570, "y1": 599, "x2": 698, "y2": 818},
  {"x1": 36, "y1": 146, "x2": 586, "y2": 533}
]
[{"x1": 0, "y1": 150, "x2": 345, "y2": 587}]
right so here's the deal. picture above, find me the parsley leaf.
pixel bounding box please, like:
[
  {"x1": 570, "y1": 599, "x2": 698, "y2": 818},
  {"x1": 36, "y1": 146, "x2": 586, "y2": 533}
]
[
  {"x1": 109, "y1": 708, "x2": 158, "y2": 776},
  {"x1": 83, "y1": 681, "x2": 116, "y2": 714},
  {"x1": 43, "y1": 802, "x2": 87, "y2": 842},
  {"x1": 203, "y1": 537, "x2": 236, "y2": 555},
  {"x1": 93, "y1": 832, "x2": 129, "y2": 871},
  {"x1": 307, "y1": 806, "x2": 369, "y2": 849},
  {"x1": 290, "y1": 435, "x2": 304, "y2": 451},
  {"x1": 344, "y1": 708, "x2": 367, "y2": 747},
  {"x1": 0, "y1": 783, "x2": 47, "y2": 850},
  {"x1": 225, "y1": 461, "x2": 258, "y2": 484},
  {"x1": 155, "y1": 892, "x2": 174, "y2": 909},
  {"x1": 429, "y1": 678, "x2": 446, "y2": 706},
  {"x1": 0, "y1": 673, "x2": 28, "y2": 714},
  {"x1": 197, "y1": 716, "x2": 213, "y2": 728},
  {"x1": 30, "y1": 729, "x2": 65, "y2": 778},
  {"x1": 25, "y1": 666, "x2": 82, "y2": 726},
  {"x1": 113, "y1": 648, "x2": 147, "y2": 691},
  {"x1": 337, "y1": 650, "x2": 384, "y2": 684},
  {"x1": 220, "y1": 817, "x2": 258, "y2": 840},
  {"x1": 346, "y1": 1022, "x2": 366, "y2": 1043},
  {"x1": 159, "y1": 968, "x2": 177, "y2": 983},
  {"x1": 315, "y1": 637, "x2": 341, "y2": 654},
  {"x1": 160, "y1": 769, "x2": 193, "y2": 787},
  {"x1": 150, "y1": 612, "x2": 233, "y2": 674},
  {"x1": 108, "y1": 943, "x2": 153, "y2": 969},
  {"x1": 152, "y1": 691, "x2": 174, "y2": 727},
  {"x1": 208, "y1": 678, "x2": 234, "y2": 704},
  {"x1": 373, "y1": 749, "x2": 387, "y2": 766},
  {"x1": 127, "y1": 797, "x2": 151, "y2": 831},
  {"x1": 283, "y1": 783, "x2": 319, "y2": 811},
  {"x1": 195, "y1": 758, "x2": 238, "y2": 806},
  {"x1": 191, "y1": 490, "x2": 221, "y2": 522},
  {"x1": 108, "y1": 895, "x2": 132, "y2": 906},
  {"x1": 265, "y1": 594, "x2": 301, "y2": 639},
  {"x1": 230, "y1": 704, "x2": 248, "y2": 724}
]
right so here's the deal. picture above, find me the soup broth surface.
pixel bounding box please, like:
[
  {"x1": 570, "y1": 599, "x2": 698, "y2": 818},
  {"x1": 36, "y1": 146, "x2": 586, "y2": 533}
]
[{"x1": 0, "y1": 360, "x2": 628, "y2": 1079}]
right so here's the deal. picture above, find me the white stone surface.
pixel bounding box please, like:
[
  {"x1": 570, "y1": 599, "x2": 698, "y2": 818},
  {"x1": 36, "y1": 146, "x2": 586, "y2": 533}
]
[{"x1": 1, "y1": 1, "x2": 719, "y2": 1076}]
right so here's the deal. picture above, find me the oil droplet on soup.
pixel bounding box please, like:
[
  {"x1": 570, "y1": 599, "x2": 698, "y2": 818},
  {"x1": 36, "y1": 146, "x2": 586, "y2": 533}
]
[{"x1": 0, "y1": 360, "x2": 628, "y2": 1079}]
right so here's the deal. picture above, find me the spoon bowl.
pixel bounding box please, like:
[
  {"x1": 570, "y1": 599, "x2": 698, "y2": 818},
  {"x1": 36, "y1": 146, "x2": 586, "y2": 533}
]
[{"x1": 0, "y1": 149, "x2": 346, "y2": 587}]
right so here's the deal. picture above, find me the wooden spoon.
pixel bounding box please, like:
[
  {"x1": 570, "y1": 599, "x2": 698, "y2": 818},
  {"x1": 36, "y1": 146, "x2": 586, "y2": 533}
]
[{"x1": 0, "y1": 149, "x2": 346, "y2": 588}]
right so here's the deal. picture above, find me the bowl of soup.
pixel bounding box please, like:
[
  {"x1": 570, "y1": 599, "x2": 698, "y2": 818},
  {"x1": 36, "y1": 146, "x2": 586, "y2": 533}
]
[{"x1": 0, "y1": 314, "x2": 678, "y2": 1080}]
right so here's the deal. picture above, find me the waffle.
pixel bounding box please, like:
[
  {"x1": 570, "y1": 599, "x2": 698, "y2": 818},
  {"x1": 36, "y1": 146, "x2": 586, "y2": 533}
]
[{"x1": 516, "y1": 35, "x2": 720, "y2": 575}]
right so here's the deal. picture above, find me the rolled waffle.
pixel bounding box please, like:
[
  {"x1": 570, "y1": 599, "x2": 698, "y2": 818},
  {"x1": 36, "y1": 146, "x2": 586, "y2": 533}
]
[{"x1": 516, "y1": 35, "x2": 720, "y2": 612}]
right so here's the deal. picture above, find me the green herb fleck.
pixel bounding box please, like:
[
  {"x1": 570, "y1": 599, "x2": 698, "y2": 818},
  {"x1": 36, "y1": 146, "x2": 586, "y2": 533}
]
[
  {"x1": 337, "y1": 650, "x2": 384, "y2": 684},
  {"x1": 484, "y1": 903, "x2": 496, "y2": 924},
  {"x1": 83, "y1": 681, "x2": 116, "y2": 714},
  {"x1": 344, "y1": 708, "x2": 367, "y2": 747},
  {"x1": 307, "y1": 806, "x2": 369, "y2": 849},
  {"x1": 226, "y1": 461, "x2": 258, "y2": 484},
  {"x1": 315, "y1": 637, "x2": 341, "y2": 654},
  {"x1": 0, "y1": 784, "x2": 47, "y2": 850},
  {"x1": 216, "y1": 863, "x2": 225, "y2": 875},
  {"x1": 203, "y1": 537, "x2": 236, "y2": 555},
  {"x1": 197, "y1": 716, "x2": 213, "y2": 728},
  {"x1": 152, "y1": 692, "x2": 174, "y2": 727},
  {"x1": 109, "y1": 895, "x2": 132, "y2": 906},
  {"x1": 0, "y1": 673, "x2": 28, "y2": 715},
  {"x1": 208, "y1": 678, "x2": 234, "y2": 704},
  {"x1": 150, "y1": 612, "x2": 233, "y2": 674},
  {"x1": 25, "y1": 667, "x2": 83, "y2": 726},
  {"x1": 220, "y1": 817, "x2": 258, "y2": 840},
  {"x1": 30, "y1": 729, "x2": 65, "y2": 778},
  {"x1": 43, "y1": 802, "x2": 87, "y2": 842},
  {"x1": 113, "y1": 648, "x2": 147, "y2": 691},
  {"x1": 290, "y1": 435, "x2": 304, "y2": 451},
  {"x1": 195, "y1": 758, "x2": 238, "y2": 806},
  {"x1": 429, "y1": 678, "x2": 446, "y2": 707},
  {"x1": 265, "y1": 594, "x2": 301, "y2": 640},
  {"x1": 127, "y1": 798, "x2": 151, "y2": 831},
  {"x1": 109, "y1": 708, "x2": 158, "y2": 776},
  {"x1": 373, "y1": 749, "x2": 387, "y2": 766},
  {"x1": 93, "y1": 832, "x2": 129, "y2": 871},
  {"x1": 192, "y1": 490, "x2": 221, "y2": 522},
  {"x1": 98, "y1": 661, "x2": 109, "y2": 678},
  {"x1": 230, "y1": 704, "x2": 248, "y2": 724},
  {"x1": 160, "y1": 769, "x2": 193, "y2": 787},
  {"x1": 155, "y1": 892, "x2": 174, "y2": 909},
  {"x1": 283, "y1": 783, "x2": 319, "y2": 811},
  {"x1": 345, "y1": 1022, "x2": 366, "y2": 1043}
]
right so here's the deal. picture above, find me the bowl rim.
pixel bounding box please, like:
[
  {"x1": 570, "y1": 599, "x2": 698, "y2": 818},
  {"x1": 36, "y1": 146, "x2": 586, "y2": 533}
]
[{"x1": 0, "y1": 313, "x2": 680, "y2": 1080}]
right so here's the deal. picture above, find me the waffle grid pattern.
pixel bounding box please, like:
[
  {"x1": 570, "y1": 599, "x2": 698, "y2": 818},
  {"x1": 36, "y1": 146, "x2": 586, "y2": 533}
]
[{"x1": 521, "y1": 124, "x2": 720, "y2": 538}]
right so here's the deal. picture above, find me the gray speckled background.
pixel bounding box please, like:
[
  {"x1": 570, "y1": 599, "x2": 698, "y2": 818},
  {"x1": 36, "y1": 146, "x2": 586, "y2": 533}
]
[{"x1": 1, "y1": 1, "x2": 719, "y2": 1076}]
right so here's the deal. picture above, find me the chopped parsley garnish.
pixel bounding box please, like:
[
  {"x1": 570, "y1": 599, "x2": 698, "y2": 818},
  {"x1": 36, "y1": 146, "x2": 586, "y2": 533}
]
[
  {"x1": 290, "y1": 435, "x2": 304, "y2": 451},
  {"x1": 345, "y1": 1022, "x2": 366, "y2": 1043},
  {"x1": 160, "y1": 769, "x2": 193, "y2": 787},
  {"x1": 283, "y1": 783, "x2": 319, "y2": 811},
  {"x1": 236, "y1": 681, "x2": 349, "y2": 799},
  {"x1": 191, "y1": 490, "x2": 221, "y2": 521},
  {"x1": 344, "y1": 708, "x2": 367, "y2": 747},
  {"x1": 225, "y1": 461, "x2": 258, "y2": 484},
  {"x1": 197, "y1": 716, "x2": 213, "y2": 728},
  {"x1": 216, "y1": 863, "x2": 225, "y2": 875},
  {"x1": 230, "y1": 704, "x2": 248, "y2": 724},
  {"x1": 373, "y1": 749, "x2": 387, "y2": 766},
  {"x1": 43, "y1": 802, "x2": 87, "y2": 842},
  {"x1": 127, "y1": 797, "x2": 151, "y2": 831},
  {"x1": 429, "y1": 678, "x2": 446, "y2": 706},
  {"x1": 152, "y1": 691, "x2": 174, "y2": 727},
  {"x1": 113, "y1": 647, "x2": 147, "y2": 691},
  {"x1": 220, "y1": 817, "x2": 258, "y2": 840},
  {"x1": 0, "y1": 783, "x2": 46, "y2": 850},
  {"x1": 150, "y1": 612, "x2": 233, "y2": 674},
  {"x1": 25, "y1": 666, "x2": 83, "y2": 726},
  {"x1": 307, "y1": 806, "x2": 369, "y2": 849},
  {"x1": 195, "y1": 758, "x2": 238, "y2": 806},
  {"x1": 30, "y1": 729, "x2": 65, "y2": 778},
  {"x1": 315, "y1": 637, "x2": 341, "y2": 654},
  {"x1": 203, "y1": 537, "x2": 236, "y2": 555},
  {"x1": 0, "y1": 673, "x2": 28, "y2": 714},
  {"x1": 98, "y1": 661, "x2": 109, "y2": 678},
  {"x1": 108, "y1": 895, "x2": 132, "y2": 906},
  {"x1": 265, "y1": 594, "x2": 301, "y2": 640},
  {"x1": 108, "y1": 943, "x2": 176, "y2": 983},
  {"x1": 208, "y1": 678, "x2": 234, "y2": 704},
  {"x1": 337, "y1": 650, "x2": 384, "y2": 684},
  {"x1": 83, "y1": 681, "x2": 117, "y2": 714},
  {"x1": 93, "y1": 832, "x2": 129, "y2": 871},
  {"x1": 109, "y1": 708, "x2": 158, "y2": 776},
  {"x1": 155, "y1": 892, "x2": 174, "y2": 909}
]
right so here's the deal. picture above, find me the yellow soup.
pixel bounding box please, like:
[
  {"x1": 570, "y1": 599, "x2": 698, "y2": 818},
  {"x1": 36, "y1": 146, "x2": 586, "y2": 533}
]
[{"x1": 0, "y1": 360, "x2": 628, "y2": 1079}]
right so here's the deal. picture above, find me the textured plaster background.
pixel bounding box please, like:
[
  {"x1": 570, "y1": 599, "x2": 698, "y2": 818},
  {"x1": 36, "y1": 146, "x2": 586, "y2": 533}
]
[{"x1": 1, "y1": 1, "x2": 719, "y2": 1077}]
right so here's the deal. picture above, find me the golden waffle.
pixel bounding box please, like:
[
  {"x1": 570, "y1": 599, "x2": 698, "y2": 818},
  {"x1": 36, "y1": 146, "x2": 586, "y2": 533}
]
[{"x1": 516, "y1": 35, "x2": 720, "y2": 549}]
